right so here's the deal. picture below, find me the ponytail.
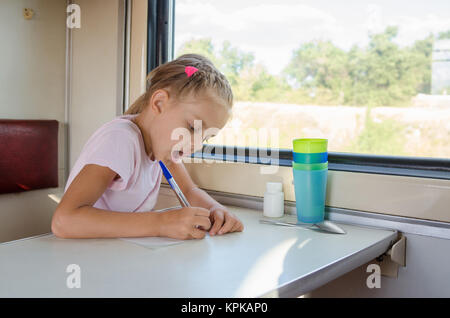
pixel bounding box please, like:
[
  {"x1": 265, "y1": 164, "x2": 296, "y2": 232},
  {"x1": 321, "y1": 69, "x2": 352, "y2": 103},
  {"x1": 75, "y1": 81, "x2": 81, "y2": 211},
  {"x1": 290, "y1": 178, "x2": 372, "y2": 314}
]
[{"x1": 124, "y1": 91, "x2": 150, "y2": 115}]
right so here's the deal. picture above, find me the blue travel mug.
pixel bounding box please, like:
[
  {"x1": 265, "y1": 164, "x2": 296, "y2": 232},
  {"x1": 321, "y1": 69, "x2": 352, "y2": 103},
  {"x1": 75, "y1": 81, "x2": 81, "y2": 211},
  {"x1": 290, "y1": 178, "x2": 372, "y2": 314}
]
[{"x1": 292, "y1": 162, "x2": 328, "y2": 224}]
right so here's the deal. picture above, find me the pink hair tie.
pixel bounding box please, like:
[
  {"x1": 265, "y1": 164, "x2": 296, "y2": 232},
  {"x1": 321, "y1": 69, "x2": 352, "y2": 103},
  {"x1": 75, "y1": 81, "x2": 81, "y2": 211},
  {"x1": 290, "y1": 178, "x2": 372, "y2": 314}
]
[{"x1": 185, "y1": 66, "x2": 198, "y2": 77}]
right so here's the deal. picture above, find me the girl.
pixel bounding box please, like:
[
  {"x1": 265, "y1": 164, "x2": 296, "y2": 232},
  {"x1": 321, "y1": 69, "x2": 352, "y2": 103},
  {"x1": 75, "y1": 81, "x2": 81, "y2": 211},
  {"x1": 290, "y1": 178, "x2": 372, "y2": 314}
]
[{"x1": 52, "y1": 54, "x2": 244, "y2": 240}]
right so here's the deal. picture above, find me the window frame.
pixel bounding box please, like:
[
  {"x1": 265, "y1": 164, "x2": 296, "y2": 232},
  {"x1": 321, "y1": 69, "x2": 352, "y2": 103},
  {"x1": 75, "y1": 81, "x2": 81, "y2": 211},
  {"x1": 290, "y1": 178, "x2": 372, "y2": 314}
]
[
  {"x1": 149, "y1": 0, "x2": 450, "y2": 181},
  {"x1": 147, "y1": 0, "x2": 174, "y2": 74},
  {"x1": 195, "y1": 145, "x2": 450, "y2": 180}
]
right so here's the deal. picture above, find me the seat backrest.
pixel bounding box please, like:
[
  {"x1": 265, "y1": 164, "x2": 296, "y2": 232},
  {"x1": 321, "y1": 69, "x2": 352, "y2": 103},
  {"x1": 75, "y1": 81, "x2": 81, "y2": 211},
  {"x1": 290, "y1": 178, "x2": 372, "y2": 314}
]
[{"x1": 0, "y1": 119, "x2": 59, "y2": 194}]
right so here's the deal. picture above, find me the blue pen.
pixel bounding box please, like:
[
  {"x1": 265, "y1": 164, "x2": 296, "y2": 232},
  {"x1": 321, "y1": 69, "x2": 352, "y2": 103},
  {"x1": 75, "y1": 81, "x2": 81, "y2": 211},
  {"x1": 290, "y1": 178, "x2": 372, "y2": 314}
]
[{"x1": 159, "y1": 160, "x2": 191, "y2": 207}]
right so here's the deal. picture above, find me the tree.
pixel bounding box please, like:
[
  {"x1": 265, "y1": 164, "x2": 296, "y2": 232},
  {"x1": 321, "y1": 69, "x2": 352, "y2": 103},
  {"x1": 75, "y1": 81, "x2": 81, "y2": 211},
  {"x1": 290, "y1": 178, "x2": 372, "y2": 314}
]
[
  {"x1": 285, "y1": 26, "x2": 434, "y2": 106},
  {"x1": 177, "y1": 27, "x2": 439, "y2": 106},
  {"x1": 407, "y1": 34, "x2": 433, "y2": 94},
  {"x1": 216, "y1": 40, "x2": 254, "y2": 87},
  {"x1": 177, "y1": 37, "x2": 285, "y2": 101},
  {"x1": 176, "y1": 37, "x2": 218, "y2": 65},
  {"x1": 437, "y1": 30, "x2": 450, "y2": 40},
  {"x1": 236, "y1": 63, "x2": 291, "y2": 102},
  {"x1": 284, "y1": 40, "x2": 349, "y2": 91}
]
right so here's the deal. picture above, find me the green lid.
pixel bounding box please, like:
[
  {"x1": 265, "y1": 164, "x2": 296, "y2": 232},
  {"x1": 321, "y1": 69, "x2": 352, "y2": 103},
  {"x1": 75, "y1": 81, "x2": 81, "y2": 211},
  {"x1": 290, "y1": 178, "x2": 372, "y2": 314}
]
[
  {"x1": 292, "y1": 161, "x2": 328, "y2": 170},
  {"x1": 293, "y1": 138, "x2": 328, "y2": 153}
]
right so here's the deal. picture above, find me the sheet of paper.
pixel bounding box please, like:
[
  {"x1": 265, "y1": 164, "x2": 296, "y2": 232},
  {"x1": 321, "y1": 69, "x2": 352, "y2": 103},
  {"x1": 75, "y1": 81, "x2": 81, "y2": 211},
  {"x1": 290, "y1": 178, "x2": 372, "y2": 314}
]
[{"x1": 119, "y1": 236, "x2": 185, "y2": 249}]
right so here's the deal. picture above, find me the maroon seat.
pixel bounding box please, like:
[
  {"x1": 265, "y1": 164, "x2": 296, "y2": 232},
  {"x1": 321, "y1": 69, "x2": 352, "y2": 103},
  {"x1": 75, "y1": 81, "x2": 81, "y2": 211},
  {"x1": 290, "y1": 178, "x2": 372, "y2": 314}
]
[{"x1": 0, "y1": 119, "x2": 59, "y2": 194}]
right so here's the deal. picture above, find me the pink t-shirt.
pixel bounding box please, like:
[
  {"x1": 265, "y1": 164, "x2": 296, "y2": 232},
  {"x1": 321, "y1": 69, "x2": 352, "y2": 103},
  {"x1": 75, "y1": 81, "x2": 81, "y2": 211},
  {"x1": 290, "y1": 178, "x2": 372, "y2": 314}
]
[{"x1": 64, "y1": 114, "x2": 162, "y2": 213}]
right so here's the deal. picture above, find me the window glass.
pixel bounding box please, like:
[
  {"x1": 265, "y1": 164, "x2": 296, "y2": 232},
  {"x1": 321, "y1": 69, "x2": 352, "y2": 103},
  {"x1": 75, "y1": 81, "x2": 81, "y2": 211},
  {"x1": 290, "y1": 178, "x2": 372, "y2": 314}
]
[{"x1": 175, "y1": 0, "x2": 450, "y2": 159}]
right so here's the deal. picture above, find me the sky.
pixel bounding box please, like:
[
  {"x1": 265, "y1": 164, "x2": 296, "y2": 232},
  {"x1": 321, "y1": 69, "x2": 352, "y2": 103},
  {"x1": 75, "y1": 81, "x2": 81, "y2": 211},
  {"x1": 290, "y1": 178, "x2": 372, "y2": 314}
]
[{"x1": 174, "y1": 0, "x2": 450, "y2": 75}]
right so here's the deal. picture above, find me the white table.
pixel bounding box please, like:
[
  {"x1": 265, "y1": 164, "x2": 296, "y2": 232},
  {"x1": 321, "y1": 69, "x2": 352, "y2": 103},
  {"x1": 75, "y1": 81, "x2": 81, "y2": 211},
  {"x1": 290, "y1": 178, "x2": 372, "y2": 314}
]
[{"x1": 0, "y1": 206, "x2": 397, "y2": 297}]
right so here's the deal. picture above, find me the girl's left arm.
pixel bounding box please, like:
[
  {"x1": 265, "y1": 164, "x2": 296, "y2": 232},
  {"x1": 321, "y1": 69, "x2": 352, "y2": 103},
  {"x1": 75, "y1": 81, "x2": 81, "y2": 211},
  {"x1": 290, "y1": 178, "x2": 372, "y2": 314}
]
[{"x1": 167, "y1": 161, "x2": 244, "y2": 236}]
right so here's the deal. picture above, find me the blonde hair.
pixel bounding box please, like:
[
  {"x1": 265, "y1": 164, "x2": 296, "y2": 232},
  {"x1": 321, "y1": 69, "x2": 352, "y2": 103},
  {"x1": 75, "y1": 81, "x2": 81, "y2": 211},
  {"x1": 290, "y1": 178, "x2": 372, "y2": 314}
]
[{"x1": 124, "y1": 54, "x2": 233, "y2": 115}]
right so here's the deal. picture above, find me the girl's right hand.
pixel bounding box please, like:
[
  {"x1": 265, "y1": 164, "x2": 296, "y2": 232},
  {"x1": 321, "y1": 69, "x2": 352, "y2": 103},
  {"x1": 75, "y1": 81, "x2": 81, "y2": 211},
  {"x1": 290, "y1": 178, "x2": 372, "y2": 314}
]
[{"x1": 156, "y1": 207, "x2": 211, "y2": 240}]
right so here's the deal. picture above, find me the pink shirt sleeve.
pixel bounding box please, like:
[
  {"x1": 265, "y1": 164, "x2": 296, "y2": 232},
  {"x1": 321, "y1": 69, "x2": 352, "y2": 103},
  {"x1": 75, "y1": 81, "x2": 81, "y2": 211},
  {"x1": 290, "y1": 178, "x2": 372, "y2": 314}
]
[{"x1": 83, "y1": 129, "x2": 137, "y2": 191}]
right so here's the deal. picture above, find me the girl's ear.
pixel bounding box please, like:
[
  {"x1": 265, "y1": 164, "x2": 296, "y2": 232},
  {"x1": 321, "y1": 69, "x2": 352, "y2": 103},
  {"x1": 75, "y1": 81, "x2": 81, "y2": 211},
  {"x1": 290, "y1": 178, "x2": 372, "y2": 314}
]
[{"x1": 149, "y1": 89, "x2": 169, "y2": 114}]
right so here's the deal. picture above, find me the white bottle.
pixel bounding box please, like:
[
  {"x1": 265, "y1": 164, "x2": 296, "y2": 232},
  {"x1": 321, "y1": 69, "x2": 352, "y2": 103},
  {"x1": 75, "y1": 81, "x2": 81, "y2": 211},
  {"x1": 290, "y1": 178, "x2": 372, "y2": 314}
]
[{"x1": 263, "y1": 182, "x2": 285, "y2": 218}]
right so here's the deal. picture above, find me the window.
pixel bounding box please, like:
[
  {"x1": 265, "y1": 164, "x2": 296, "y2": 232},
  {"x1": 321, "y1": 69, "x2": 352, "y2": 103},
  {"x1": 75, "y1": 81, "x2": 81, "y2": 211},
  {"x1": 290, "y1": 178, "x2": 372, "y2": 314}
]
[
  {"x1": 142, "y1": 0, "x2": 449, "y2": 219},
  {"x1": 174, "y1": 0, "x2": 450, "y2": 162}
]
